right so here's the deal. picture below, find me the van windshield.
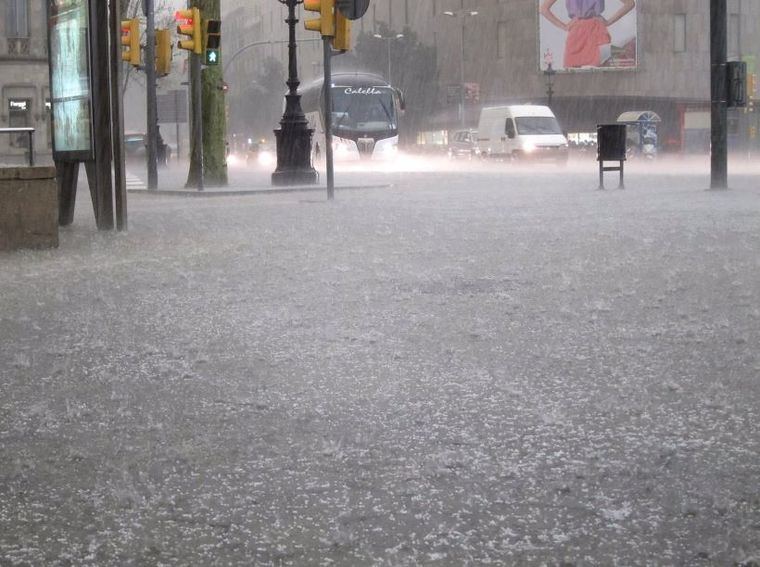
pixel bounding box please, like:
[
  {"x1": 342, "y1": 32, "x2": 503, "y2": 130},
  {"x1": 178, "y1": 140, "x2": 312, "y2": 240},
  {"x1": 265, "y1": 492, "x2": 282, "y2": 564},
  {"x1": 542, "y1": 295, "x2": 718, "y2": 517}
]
[{"x1": 515, "y1": 116, "x2": 562, "y2": 135}]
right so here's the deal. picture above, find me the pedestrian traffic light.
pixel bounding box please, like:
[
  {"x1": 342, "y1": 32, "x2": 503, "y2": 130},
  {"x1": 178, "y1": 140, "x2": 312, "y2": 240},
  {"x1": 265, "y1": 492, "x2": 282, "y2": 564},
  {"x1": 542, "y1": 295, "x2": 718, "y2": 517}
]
[
  {"x1": 155, "y1": 29, "x2": 172, "y2": 76},
  {"x1": 121, "y1": 18, "x2": 140, "y2": 67},
  {"x1": 332, "y1": 11, "x2": 351, "y2": 51},
  {"x1": 304, "y1": 0, "x2": 335, "y2": 37},
  {"x1": 176, "y1": 8, "x2": 201, "y2": 54},
  {"x1": 204, "y1": 19, "x2": 221, "y2": 66}
]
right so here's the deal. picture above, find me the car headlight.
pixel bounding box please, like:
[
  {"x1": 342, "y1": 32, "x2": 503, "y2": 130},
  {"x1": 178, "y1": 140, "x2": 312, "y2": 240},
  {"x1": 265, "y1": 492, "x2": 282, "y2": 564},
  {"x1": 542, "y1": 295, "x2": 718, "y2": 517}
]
[{"x1": 258, "y1": 150, "x2": 275, "y2": 166}]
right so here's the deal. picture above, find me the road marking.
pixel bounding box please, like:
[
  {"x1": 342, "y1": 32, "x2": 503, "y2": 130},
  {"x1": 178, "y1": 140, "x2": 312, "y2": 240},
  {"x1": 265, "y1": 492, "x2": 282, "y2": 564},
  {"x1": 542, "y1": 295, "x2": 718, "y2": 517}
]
[{"x1": 125, "y1": 172, "x2": 147, "y2": 191}]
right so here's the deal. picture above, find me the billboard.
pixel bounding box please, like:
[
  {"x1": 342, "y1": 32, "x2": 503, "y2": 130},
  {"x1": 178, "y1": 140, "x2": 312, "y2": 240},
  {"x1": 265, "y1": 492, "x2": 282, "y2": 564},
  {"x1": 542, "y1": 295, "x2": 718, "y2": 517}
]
[
  {"x1": 48, "y1": 0, "x2": 93, "y2": 157},
  {"x1": 538, "y1": 0, "x2": 637, "y2": 72}
]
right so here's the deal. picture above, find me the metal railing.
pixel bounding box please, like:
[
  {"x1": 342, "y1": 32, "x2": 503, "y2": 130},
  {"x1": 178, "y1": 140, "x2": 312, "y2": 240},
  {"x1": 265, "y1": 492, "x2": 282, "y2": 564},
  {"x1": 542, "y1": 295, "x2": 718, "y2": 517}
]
[{"x1": 0, "y1": 127, "x2": 35, "y2": 166}]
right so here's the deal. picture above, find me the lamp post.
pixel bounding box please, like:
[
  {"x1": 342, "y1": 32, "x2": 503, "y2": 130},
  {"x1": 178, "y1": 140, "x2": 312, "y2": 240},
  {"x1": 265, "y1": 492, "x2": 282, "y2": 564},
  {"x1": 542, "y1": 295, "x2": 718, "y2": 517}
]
[
  {"x1": 373, "y1": 33, "x2": 404, "y2": 84},
  {"x1": 544, "y1": 62, "x2": 556, "y2": 108},
  {"x1": 444, "y1": 10, "x2": 478, "y2": 128},
  {"x1": 271, "y1": 0, "x2": 318, "y2": 186}
]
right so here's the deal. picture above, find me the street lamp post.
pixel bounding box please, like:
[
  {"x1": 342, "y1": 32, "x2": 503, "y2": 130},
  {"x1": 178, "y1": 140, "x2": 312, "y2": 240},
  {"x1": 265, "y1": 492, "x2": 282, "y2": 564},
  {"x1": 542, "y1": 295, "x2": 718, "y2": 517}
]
[
  {"x1": 444, "y1": 10, "x2": 478, "y2": 128},
  {"x1": 544, "y1": 62, "x2": 556, "y2": 108},
  {"x1": 271, "y1": 0, "x2": 318, "y2": 186},
  {"x1": 373, "y1": 33, "x2": 404, "y2": 84}
]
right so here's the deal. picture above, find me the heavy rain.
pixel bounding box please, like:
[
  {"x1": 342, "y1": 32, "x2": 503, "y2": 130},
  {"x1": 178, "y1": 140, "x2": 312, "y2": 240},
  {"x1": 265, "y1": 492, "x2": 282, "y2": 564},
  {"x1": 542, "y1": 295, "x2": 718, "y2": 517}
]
[{"x1": 1, "y1": 0, "x2": 759, "y2": 565}]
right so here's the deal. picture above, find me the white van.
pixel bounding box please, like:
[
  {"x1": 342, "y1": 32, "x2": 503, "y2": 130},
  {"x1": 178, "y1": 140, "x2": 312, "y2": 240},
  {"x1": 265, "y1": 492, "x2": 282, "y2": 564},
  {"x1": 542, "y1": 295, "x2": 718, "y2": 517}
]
[{"x1": 477, "y1": 105, "x2": 568, "y2": 162}]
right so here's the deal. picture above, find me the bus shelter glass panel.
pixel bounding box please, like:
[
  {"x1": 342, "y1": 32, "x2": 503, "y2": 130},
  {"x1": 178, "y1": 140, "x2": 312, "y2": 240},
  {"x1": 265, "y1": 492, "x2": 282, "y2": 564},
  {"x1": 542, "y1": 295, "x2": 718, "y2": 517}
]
[{"x1": 48, "y1": 0, "x2": 93, "y2": 157}]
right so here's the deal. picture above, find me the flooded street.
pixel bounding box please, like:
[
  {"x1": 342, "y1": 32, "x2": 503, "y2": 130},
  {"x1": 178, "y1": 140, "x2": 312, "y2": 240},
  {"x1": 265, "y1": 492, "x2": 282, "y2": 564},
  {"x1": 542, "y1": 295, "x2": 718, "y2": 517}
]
[{"x1": 2, "y1": 163, "x2": 759, "y2": 564}]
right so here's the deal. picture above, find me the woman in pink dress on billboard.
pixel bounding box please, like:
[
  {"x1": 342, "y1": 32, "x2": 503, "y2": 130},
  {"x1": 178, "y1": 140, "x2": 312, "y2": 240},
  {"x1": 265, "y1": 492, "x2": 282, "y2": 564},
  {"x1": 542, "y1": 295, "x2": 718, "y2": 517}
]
[{"x1": 540, "y1": 0, "x2": 635, "y2": 68}]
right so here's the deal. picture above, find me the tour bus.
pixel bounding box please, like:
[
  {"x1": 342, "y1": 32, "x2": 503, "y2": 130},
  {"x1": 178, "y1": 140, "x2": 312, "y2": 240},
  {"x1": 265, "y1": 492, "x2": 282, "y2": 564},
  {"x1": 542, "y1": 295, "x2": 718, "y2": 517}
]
[{"x1": 300, "y1": 72, "x2": 404, "y2": 161}]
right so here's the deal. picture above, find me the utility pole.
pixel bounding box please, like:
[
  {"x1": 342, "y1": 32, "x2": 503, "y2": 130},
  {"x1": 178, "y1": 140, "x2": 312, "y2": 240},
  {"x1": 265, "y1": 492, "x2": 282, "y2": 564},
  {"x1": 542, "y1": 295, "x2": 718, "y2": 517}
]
[
  {"x1": 711, "y1": 0, "x2": 728, "y2": 189},
  {"x1": 190, "y1": 47, "x2": 204, "y2": 190},
  {"x1": 110, "y1": 0, "x2": 127, "y2": 229},
  {"x1": 323, "y1": 36, "x2": 334, "y2": 200},
  {"x1": 144, "y1": 0, "x2": 159, "y2": 190}
]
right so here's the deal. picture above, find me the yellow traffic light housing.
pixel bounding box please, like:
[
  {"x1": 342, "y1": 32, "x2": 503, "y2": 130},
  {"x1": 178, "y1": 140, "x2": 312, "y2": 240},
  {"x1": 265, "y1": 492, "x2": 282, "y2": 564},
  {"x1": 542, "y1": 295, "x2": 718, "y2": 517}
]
[
  {"x1": 176, "y1": 8, "x2": 202, "y2": 54},
  {"x1": 121, "y1": 18, "x2": 140, "y2": 66},
  {"x1": 304, "y1": 0, "x2": 335, "y2": 37},
  {"x1": 332, "y1": 11, "x2": 351, "y2": 51},
  {"x1": 155, "y1": 29, "x2": 172, "y2": 76}
]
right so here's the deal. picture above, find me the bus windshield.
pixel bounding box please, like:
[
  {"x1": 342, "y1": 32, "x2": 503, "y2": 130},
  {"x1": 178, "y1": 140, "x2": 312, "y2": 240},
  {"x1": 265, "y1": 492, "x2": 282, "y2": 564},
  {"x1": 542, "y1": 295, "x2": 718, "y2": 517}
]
[
  {"x1": 331, "y1": 86, "x2": 397, "y2": 133},
  {"x1": 515, "y1": 116, "x2": 562, "y2": 135}
]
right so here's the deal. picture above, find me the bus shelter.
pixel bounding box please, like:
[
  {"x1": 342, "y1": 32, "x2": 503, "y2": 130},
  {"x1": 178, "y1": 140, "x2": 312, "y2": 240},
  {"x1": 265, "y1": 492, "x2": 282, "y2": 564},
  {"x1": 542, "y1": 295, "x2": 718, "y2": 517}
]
[{"x1": 617, "y1": 110, "x2": 661, "y2": 156}]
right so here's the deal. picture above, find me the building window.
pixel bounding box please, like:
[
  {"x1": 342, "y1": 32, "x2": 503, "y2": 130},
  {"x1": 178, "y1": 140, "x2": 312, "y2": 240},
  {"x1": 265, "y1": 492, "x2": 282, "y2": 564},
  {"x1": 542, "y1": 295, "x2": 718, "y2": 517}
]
[
  {"x1": 6, "y1": 0, "x2": 29, "y2": 38},
  {"x1": 673, "y1": 14, "x2": 686, "y2": 53},
  {"x1": 8, "y1": 98, "x2": 31, "y2": 147},
  {"x1": 497, "y1": 21, "x2": 508, "y2": 59}
]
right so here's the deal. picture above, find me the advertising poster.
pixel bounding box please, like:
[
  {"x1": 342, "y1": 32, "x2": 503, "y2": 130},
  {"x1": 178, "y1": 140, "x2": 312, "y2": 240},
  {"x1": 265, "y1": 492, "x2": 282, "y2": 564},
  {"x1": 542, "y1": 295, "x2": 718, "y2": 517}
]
[
  {"x1": 538, "y1": 0, "x2": 637, "y2": 72},
  {"x1": 48, "y1": 0, "x2": 93, "y2": 155}
]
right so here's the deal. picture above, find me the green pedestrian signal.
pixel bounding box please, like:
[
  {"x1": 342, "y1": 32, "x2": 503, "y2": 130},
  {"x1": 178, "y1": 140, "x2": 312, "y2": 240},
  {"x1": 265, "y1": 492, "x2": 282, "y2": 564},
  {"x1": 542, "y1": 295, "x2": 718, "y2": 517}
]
[
  {"x1": 206, "y1": 48, "x2": 219, "y2": 65},
  {"x1": 204, "y1": 20, "x2": 221, "y2": 66}
]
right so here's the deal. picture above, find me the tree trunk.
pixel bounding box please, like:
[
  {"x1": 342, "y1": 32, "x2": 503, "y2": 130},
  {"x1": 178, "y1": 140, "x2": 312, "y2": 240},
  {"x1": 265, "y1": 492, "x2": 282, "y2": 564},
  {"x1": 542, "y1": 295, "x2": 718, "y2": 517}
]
[{"x1": 186, "y1": 0, "x2": 228, "y2": 187}]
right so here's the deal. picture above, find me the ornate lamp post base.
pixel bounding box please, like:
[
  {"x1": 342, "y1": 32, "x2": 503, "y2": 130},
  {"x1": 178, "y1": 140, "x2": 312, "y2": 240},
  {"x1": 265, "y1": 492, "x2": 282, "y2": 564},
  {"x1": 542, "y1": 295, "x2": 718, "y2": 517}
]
[
  {"x1": 271, "y1": 0, "x2": 318, "y2": 186},
  {"x1": 272, "y1": 125, "x2": 318, "y2": 186}
]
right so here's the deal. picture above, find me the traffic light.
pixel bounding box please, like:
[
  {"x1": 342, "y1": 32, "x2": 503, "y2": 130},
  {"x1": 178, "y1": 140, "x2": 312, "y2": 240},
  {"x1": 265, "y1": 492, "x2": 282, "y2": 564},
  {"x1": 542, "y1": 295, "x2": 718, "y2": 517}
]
[
  {"x1": 176, "y1": 8, "x2": 202, "y2": 54},
  {"x1": 121, "y1": 18, "x2": 140, "y2": 66},
  {"x1": 332, "y1": 11, "x2": 351, "y2": 51},
  {"x1": 727, "y1": 61, "x2": 747, "y2": 108},
  {"x1": 155, "y1": 29, "x2": 172, "y2": 76},
  {"x1": 335, "y1": 0, "x2": 371, "y2": 20},
  {"x1": 304, "y1": 0, "x2": 335, "y2": 37},
  {"x1": 204, "y1": 19, "x2": 221, "y2": 66}
]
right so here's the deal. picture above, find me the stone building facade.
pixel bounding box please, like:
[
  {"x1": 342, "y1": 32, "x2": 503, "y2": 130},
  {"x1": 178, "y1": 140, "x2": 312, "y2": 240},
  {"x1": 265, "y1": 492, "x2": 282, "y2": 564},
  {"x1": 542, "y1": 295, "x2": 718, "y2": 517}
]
[
  {"x1": 222, "y1": 0, "x2": 760, "y2": 151},
  {"x1": 0, "y1": 0, "x2": 51, "y2": 164}
]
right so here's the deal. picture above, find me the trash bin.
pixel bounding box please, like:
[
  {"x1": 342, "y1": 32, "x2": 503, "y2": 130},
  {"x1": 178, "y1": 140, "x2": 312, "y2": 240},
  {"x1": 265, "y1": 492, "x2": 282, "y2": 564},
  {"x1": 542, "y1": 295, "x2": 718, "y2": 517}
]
[
  {"x1": 596, "y1": 124, "x2": 627, "y2": 189},
  {"x1": 597, "y1": 124, "x2": 627, "y2": 162}
]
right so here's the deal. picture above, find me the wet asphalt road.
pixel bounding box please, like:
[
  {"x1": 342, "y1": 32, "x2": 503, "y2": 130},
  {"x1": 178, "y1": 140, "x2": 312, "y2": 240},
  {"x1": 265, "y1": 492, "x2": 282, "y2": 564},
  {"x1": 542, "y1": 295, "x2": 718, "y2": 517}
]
[{"x1": 2, "y1": 160, "x2": 759, "y2": 565}]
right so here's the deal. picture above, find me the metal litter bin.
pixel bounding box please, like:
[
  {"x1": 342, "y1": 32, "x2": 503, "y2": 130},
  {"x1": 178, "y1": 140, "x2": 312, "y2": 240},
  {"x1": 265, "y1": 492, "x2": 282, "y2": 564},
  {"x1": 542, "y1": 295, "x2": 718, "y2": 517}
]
[{"x1": 597, "y1": 124, "x2": 627, "y2": 189}]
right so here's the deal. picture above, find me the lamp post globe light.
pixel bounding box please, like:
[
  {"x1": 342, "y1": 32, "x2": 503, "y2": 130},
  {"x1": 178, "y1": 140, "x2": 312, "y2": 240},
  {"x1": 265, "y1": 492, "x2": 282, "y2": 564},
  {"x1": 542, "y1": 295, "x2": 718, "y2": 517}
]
[
  {"x1": 443, "y1": 10, "x2": 478, "y2": 128},
  {"x1": 373, "y1": 32, "x2": 404, "y2": 84},
  {"x1": 272, "y1": 0, "x2": 318, "y2": 186}
]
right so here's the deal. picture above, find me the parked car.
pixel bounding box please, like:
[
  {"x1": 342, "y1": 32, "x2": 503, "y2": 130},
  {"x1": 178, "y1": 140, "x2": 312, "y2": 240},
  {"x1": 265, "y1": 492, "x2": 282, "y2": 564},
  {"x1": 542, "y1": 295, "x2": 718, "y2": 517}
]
[
  {"x1": 124, "y1": 132, "x2": 145, "y2": 160},
  {"x1": 447, "y1": 129, "x2": 480, "y2": 160}
]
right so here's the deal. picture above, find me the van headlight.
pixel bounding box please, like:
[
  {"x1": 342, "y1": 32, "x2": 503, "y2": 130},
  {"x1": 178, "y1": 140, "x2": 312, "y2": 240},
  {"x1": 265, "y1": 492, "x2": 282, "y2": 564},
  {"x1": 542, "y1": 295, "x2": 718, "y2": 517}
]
[{"x1": 522, "y1": 141, "x2": 536, "y2": 153}]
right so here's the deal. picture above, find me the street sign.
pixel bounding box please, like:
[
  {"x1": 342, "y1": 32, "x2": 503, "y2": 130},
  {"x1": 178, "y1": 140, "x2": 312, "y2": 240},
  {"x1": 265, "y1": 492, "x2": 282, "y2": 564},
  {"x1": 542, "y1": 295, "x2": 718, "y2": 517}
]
[{"x1": 336, "y1": 0, "x2": 370, "y2": 20}]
